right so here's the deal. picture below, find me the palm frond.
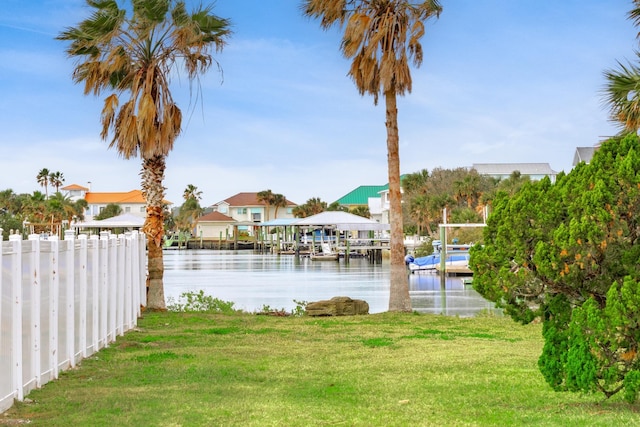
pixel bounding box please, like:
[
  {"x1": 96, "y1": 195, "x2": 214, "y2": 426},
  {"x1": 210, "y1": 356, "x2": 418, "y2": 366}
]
[{"x1": 603, "y1": 58, "x2": 640, "y2": 132}]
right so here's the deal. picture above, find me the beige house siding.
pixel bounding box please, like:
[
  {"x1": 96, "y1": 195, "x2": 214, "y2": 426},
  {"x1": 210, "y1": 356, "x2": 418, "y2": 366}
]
[
  {"x1": 210, "y1": 192, "x2": 297, "y2": 227},
  {"x1": 196, "y1": 211, "x2": 236, "y2": 239},
  {"x1": 196, "y1": 222, "x2": 235, "y2": 239}
]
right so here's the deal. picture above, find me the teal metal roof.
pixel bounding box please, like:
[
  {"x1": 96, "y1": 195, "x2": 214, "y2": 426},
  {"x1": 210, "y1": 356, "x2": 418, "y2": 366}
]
[
  {"x1": 334, "y1": 176, "x2": 409, "y2": 205},
  {"x1": 334, "y1": 185, "x2": 387, "y2": 205}
]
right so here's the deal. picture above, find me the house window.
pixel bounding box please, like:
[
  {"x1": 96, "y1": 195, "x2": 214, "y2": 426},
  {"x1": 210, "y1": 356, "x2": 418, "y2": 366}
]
[
  {"x1": 286, "y1": 208, "x2": 293, "y2": 214},
  {"x1": 125, "y1": 207, "x2": 131, "y2": 213},
  {"x1": 140, "y1": 207, "x2": 145, "y2": 213},
  {"x1": 218, "y1": 205, "x2": 228, "y2": 213},
  {"x1": 99, "y1": 206, "x2": 104, "y2": 213},
  {"x1": 251, "y1": 213, "x2": 261, "y2": 222},
  {"x1": 238, "y1": 208, "x2": 247, "y2": 214}
]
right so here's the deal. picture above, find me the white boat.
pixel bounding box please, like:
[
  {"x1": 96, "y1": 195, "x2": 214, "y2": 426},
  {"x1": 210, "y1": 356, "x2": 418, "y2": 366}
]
[
  {"x1": 311, "y1": 243, "x2": 339, "y2": 261},
  {"x1": 407, "y1": 253, "x2": 470, "y2": 273}
]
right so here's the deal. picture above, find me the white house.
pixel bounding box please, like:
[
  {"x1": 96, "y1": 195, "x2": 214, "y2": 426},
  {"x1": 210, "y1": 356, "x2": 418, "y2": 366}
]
[
  {"x1": 210, "y1": 192, "x2": 297, "y2": 234},
  {"x1": 62, "y1": 184, "x2": 172, "y2": 221},
  {"x1": 471, "y1": 163, "x2": 558, "y2": 183}
]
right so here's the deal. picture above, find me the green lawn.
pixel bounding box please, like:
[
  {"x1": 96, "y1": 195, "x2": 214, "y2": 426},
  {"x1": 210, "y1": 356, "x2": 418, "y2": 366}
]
[{"x1": 3, "y1": 312, "x2": 639, "y2": 426}]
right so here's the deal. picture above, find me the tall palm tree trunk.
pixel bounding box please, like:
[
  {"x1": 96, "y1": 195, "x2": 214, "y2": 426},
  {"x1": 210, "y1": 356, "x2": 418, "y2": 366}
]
[
  {"x1": 385, "y1": 89, "x2": 411, "y2": 312},
  {"x1": 142, "y1": 154, "x2": 167, "y2": 311}
]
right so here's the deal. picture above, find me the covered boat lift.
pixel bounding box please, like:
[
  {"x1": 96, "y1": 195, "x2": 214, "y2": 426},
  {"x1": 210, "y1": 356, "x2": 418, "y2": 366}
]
[{"x1": 258, "y1": 211, "x2": 390, "y2": 262}]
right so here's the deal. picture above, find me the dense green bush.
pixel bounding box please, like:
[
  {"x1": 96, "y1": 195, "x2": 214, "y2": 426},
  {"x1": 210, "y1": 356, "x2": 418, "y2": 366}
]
[{"x1": 470, "y1": 134, "x2": 640, "y2": 402}]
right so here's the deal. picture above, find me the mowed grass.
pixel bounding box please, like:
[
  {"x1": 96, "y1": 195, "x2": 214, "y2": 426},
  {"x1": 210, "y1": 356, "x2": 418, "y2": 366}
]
[{"x1": 4, "y1": 312, "x2": 640, "y2": 426}]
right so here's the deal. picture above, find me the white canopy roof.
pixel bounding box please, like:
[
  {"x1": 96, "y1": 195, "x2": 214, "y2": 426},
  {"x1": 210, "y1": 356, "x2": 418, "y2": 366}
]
[
  {"x1": 72, "y1": 213, "x2": 145, "y2": 229},
  {"x1": 292, "y1": 211, "x2": 389, "y2": 231}
]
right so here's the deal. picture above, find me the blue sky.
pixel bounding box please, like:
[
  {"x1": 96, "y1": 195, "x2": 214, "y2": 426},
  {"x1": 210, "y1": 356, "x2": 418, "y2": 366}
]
[{"x1": 0, "y1": 0, "x2": 636, "y2": 206}]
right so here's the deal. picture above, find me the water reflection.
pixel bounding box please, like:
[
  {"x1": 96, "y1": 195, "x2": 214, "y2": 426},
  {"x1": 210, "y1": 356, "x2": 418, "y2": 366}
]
[
  {"x1": 409, "y1": 273, "x2": 497, "y2": 317},
  {"x1": 163, "y1": 250, "x2": 496, "y2": 316}
]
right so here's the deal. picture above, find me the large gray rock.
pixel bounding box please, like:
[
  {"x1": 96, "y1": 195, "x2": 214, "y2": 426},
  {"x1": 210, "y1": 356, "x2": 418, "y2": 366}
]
[{"x1": 305, "y1": 296, "x2": 369, "y2": 317}]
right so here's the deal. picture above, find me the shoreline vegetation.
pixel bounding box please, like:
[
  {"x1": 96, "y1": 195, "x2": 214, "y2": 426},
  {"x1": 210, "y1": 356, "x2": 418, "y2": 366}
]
[{"x1": 3, "y1": 311, "x2": 638, "y2": 426}]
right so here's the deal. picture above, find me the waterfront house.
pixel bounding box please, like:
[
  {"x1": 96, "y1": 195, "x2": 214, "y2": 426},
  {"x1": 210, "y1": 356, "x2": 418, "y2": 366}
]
[
  {"x1": 209, "y1": 192, "x2": 297, "y2": 235},
  {"x1": 376, "y1": 175, "x2": 409, "y2": 227},
  {"x1": 84, "y1": 190, "x2": 148, "y2": 220},
  {"x1": 572, "y1": 147, "x2": 597, "y2": 166},
  {"x1": 334, "y1": 185, "x2": 387, "y2": 211},
  {"x1": 471, "y1": 163, "x2": 558, "y2": 183},
  {"x1": 334, "y1": 185, "x2": 387, "y2": 224},
  {"x1": 195, "y1": 211, "x2": 236, "y2": 239},
  {"x1": 63, "y1": 184, "x2": 172, "y2": 221},
  {"x1": 61, "y1": 183, "x2": 90, "y2": 201}
]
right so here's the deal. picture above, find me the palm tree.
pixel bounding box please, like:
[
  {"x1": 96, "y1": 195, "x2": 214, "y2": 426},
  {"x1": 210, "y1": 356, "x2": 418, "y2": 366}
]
[
  {"x1": 303, "y1": 0, "x2": 442, "y2": 312},
  {"x1": 0, "y1": 189, "x2": 20, "y2": 215},
  {"x1": 59, "y1": 0, "x2": 231, "y2": 310},
  {"x1": 327, "y1": 201, "x2": 349, "y2": 212},
  {"x1": 71, "y1": 198, "x2": 89, "y2": 224},
  {"x1": 453, "y1": 172, "x2": 481, "y2": 208},
  {"x1": 408, "y1": 194, "x2": 431, "y2": 236},
  {"x1": 49, "y1": 171, "x2": 65, "y2": 194},
  {"x1": 183, "y1": 184, "x2": 202, "y2": 201},
  {"x1": 402, "y1": 168, "x2": 430, "y2": 196},
  {"x1": 603, "y1": 59, "x2": 640, "y2": 132},
  {"x1": 37, "y1": 168, "x2": 50, "y2": 198},
  {"x1": 46, "y1": 192, "x2": 78, "y2": 234},
  {"x1": 603, "y1": 1, "x2": 640, "y2": 132},
  {"x1": 271, "y1": 193, "x2": 287, "y2": 219},
  {"x1": 177, "y1": 197, "x2": 203, "y2": 233},
  {"x1": 257, "y1": 189, "x2": 274, "y2": 221},
  {"x1": 351, "y1": 205, "x2": 370, "y2": 218},
  {"x1": 23, "y1": 191, "x2": 47, "y2": 231},
  {"x1": 292, "y1": 197, "x2": 327, "y2": 218}
]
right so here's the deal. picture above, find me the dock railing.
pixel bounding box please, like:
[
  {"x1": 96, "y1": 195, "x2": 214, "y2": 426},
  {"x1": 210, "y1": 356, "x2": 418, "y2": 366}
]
[{"x1": 0, "y1": 229, "x2": 146, "y2": 414}]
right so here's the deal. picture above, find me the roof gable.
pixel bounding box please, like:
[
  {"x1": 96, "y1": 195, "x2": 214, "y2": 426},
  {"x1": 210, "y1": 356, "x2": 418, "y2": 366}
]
[
  {"x1": 62, "y1": 183, "x2": 89, "y2": 191},
  {"x1": 573, "y1": 147, "x2": 596, "y2": 166}
]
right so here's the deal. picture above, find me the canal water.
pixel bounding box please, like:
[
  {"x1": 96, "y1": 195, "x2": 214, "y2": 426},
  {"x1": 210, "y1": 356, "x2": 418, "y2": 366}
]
[{"x1": 163, "y1": 250, "x2": 497, "y2": 316}]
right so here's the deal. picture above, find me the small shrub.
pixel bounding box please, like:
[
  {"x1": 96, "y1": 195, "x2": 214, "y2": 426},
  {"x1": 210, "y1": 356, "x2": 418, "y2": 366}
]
[
  {"x1": 167, "y1": 290, "x2": 237, "y2": 314},
  {"x1": 292, "y1": 299, "x2": 308, "y2": 317}
]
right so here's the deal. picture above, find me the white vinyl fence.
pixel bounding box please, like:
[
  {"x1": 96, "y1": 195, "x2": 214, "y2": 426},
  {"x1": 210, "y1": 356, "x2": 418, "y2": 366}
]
[{"x1": 0, "y1": 230, "x2": 146, "y2": 413}]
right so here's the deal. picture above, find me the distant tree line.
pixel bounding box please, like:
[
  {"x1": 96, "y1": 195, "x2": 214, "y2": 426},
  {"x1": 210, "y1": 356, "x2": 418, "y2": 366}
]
[{"x1": 0, "y1": 167, "x2": 87, "y2": 239}]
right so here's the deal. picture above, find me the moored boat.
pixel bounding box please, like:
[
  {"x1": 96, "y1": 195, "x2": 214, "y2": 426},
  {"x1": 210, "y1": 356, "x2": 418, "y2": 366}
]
[{"x1": 407, "y1": 253, "x2": 470, "y2": 273}]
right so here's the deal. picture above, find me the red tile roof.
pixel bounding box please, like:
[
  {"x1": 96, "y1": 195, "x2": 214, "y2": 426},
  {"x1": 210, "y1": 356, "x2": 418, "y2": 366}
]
[
  {"x1": 218, "y1": 192, "x2": 296, "y2": 207},
  {"x1": 197, "y1": 211, "x2": 235, "y2": 222}
]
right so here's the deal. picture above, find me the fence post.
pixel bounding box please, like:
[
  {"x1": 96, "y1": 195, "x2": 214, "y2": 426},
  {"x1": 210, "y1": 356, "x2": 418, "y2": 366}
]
[
  {"x1": 138, "y1": 231, "x2": 146, "y2": 310},
  {"x1": 64, "y1": 230, "x2": 76, "y2": 368},
  {"x1": 9, "y1": 234, "x2": 23, "y2": 401},
  {"x1": 89, "y1": 235, "x2": 99, "y2": 355},
  {"x1": 116, "y1": 234, "x2": 125, "y2": 336},
  {"x1": 99, "y1": 232, "x2": 109, "y2": 349},
  {"x1": 130, "y1": 231, "x2": 140, "y2": 318},
  {"x1": 124, "y1": 232, "x2": 132, "y2": 330},
  {"x1": 49, "y1": 235, "x2": 60, "y2": 380},
  {"x1": 78, "y1": 235, "x2": 88, "y2": 359},
  {"x1": 27, "y1": 234, "x2": 41, "y2": 390},
  {"x1": 108, "y1": 233, "x2": 117, "y2": 343}
]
